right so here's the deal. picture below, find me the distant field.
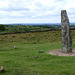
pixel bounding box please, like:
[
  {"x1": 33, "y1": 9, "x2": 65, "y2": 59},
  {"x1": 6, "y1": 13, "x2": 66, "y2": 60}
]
[
  {"x1": 0, "y1": 30, "x2": 75, "y2": 75},
  {"x1": 0, "y1": 25, "x2": 61, "y2": 34}
]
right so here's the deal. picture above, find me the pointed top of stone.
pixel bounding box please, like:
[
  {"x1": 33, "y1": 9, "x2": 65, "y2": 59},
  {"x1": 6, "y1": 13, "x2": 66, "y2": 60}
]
[
  {"x1": 61, "y1": 10, "x2": 70, "y2": 24},
  {"x1": 61, "y1": 10, "x2": 67, "y2": 15},
  {"x1": 61, "y1": 10, "x2": 66, "y2": 12}
]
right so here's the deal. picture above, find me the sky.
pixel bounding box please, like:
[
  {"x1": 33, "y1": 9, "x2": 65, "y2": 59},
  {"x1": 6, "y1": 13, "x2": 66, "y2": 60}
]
[{"x1": 0, "y1": 0, "x2": 75, "y2": 24}]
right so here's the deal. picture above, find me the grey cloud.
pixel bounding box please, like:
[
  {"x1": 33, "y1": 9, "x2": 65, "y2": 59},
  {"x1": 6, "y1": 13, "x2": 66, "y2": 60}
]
[
  {"x1": 35, "y1": 2, "x2": 56, "y2": 11},
  {"x1": 0, "y1": 7, "x2": 30, "y2": 11},
  {"x1": 0, "y1": 11, "x2": 35, "y2": 19}
]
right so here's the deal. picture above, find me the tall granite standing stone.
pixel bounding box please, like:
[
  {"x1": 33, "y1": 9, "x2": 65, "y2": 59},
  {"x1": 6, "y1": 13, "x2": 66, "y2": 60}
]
[{"x1": 61, "y1": 10, "x2": 72, "y2": 53}]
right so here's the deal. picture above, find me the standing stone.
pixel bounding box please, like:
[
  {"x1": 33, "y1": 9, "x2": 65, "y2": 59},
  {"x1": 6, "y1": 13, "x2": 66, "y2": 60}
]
[{"x1": 61, "y1": 10, "x2": 72, "y2": 53}]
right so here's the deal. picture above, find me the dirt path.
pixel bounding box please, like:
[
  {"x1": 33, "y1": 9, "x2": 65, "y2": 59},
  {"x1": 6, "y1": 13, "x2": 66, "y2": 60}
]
[{"x1": 49, "y1": 49, "x2": 75, "y2": 56}]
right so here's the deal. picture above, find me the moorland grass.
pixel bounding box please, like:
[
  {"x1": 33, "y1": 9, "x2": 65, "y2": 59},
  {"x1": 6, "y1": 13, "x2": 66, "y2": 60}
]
[{"x1": 0, "y1": 30, "x2": 75, "y2": 75}]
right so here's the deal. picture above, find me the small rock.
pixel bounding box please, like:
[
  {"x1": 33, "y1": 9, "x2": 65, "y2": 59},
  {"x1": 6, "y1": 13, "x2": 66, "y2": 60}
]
[
  {"x1": 39, "y1": 50, "x2": 44, "y2": 53},
  {"x1": 9, "y1": 45, "x2": 11, "y2": 47},
  {"x1": 0, "y1": 66, "x2": 5, "y2": 72},
  {"x1": 13, "y1": 46, "x2": 16, "y2": 49},
  {"x1": 34, "y1": 56, "x2": 40, "y2": 59}
]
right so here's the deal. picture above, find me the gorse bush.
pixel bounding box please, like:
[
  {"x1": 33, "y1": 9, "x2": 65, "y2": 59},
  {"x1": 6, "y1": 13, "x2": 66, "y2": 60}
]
[
  {"x1": 0, "y1": 25, "x2": 60, "y2": 33},
  {"x1": 0, "y1": 25, "x2": 5, "y2": 31}
]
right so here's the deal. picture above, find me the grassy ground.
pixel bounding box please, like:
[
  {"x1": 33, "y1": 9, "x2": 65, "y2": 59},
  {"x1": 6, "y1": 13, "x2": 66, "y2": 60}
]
[{"x1": 0, "y1": 30, "x2": 75, "y2": 75}]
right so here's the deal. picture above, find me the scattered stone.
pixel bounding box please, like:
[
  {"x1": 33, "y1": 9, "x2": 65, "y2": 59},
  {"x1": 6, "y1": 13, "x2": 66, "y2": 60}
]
[
  {"x1": 9, "y1": 45, "x2": 11, "y2": 47},
  {"x1": 39, "y1": 50, "x2": 44, "y2": 53},
  {"x1": 13, "y1": 46, "x2": 16, "y2": 49},
  {"x1": 61, "y1": 10, "x2": 72, "y2": 53},
  {"x1": 0, "y1": 66, "x2": 5, "y2": 73},
  {"x1": 34, "y1": 56, "x2": 40, "y2": 59}
]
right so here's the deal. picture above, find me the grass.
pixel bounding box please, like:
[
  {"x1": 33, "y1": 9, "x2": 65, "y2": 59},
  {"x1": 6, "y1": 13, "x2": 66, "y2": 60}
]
[
  {"x1": 0, "y1": 31, "x2": 62, "y2": 44},
  {"x1": 0, "y1": 30, "x2": 75, "y2": 75},
  {"x1": 0, "y1": 25, "x2": 55, "y2": 33}
]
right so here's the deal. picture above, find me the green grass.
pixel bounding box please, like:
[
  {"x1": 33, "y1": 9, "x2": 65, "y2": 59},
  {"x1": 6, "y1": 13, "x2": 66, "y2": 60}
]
[
  {"x1": 0, "y1": 30, "x2": 75, "y2": 75},
  {"x1": 0, "y1": 25, "x2": 53, "y2": 33},
  {"x1": 0, "y1": 31, "x2": 62, "y2": 44}
]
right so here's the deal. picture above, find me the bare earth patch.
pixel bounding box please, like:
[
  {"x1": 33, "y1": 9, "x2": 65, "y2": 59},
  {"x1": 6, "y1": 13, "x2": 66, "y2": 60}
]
[{"x1": 49, "y1": 49, "x2": 75, "y2": 56}]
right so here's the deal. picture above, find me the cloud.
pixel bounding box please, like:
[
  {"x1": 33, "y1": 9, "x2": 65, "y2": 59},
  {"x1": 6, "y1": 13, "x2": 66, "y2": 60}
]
[
  {"x1": 0, "y1": 0, "x2": 75, "y2": 23},
  {"x1": 0, "y1": 0, "x2": 10, "y2": 9}
]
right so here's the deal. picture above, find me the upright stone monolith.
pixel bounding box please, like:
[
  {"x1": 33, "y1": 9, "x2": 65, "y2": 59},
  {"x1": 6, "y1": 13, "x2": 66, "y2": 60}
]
[{"x1": 61, "y1": 10, "x2": 72, "y2": 53}]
